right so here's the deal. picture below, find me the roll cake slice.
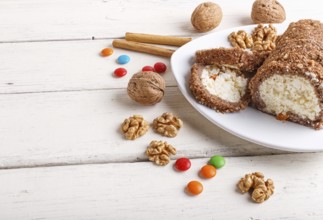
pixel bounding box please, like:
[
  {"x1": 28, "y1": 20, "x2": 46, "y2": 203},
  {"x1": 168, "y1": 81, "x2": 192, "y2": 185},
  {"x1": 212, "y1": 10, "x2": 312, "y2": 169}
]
[
  {"x1": 249, "y1": 19, "x2": 323, "y2": 129},
  {"x1": 189, "y1": 48, "x2": 268, "y2": 113}
]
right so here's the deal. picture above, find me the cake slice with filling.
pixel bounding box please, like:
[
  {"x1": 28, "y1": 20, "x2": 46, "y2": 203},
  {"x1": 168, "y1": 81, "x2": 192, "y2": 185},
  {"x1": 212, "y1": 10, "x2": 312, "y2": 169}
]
[
  {"x1": 189, "y1": 48, "x2": 268, "y2": 113},
  {"x1": 249, "y1": 19, "x2": 323, "y2": 129}
]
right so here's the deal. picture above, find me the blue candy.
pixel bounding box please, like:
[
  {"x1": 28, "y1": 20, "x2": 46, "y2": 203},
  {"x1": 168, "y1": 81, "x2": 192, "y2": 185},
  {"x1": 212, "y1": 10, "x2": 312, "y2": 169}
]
[{"x1": 117, "y1": 55, "x2": 130, "y2": 64}]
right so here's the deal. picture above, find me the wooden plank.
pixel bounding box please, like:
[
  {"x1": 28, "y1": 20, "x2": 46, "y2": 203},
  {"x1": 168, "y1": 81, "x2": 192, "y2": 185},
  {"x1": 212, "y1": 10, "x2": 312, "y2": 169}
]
[
  {"x1": 0, "y1": 0, "x2": 322, "y2": 42},
  {"x1": 0, "y1": 40, "x2": 175, "y2": 94},
  {"x1": 0, "y1": 87, "x2": 285, "y2": 169},
  {"x1": 1, "y1": 153, "x2": 323, "y2": 219}
]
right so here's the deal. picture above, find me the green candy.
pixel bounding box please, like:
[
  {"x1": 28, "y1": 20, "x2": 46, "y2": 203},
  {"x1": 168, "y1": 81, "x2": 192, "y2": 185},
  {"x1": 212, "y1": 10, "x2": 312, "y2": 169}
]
[{"x1": 209, "y1": 155, "x2": 225, "y2": 168}]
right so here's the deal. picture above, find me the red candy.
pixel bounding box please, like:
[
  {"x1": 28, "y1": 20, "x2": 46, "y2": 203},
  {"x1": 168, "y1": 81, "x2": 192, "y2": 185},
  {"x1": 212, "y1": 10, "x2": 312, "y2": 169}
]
[
  {"x1": 154, "y1": 62, "x2": 167, "y2": 73},
  {"x1": 174, "y1": 158, "x2": 191, "y2": 171},
  {"x1": 142, "y1": 66, "x2": 155, "y2": 72},
  {"x1": 114, "y1": 68, "x2": 127, "y2": 77}
]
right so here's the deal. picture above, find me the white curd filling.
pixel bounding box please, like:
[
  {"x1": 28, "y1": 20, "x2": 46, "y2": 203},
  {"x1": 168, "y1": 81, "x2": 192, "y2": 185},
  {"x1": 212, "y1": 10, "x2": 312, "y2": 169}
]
[
  {"x1": 259, "y1": 74, "x2": 321, "y2": 120},
  {"x1": 201, "y1": 65, "x2": 248, "y2": 103}
]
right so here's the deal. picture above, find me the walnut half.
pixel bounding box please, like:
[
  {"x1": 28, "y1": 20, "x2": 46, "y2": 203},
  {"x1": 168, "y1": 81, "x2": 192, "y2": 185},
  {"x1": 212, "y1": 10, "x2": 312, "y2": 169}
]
[
  {"x1": 237, "y1": 172, "x2": 275, "y2": 203},
  {"x1": 252, "y1": 24, "x2": 277, "y2": 52},
  {"x1": 121, "y1": 115, "x2": 149, "y2": 140},
  {"x1": 146, "y1": 140, "x2": 176, "y2": 166},
  {"x1": 228, "y1": 30, "x2": 253, "y2": 49},
  {"x1": 152, "y1": 112, "x2": 183, "y2": 138}
]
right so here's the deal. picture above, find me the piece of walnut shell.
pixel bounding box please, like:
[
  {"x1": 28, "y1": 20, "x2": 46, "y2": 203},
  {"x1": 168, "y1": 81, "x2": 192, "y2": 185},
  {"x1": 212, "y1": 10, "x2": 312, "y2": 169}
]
[
  {"x1": 251, "y1": 0, "x2": 286, "y2": 24},
  {"x1": 191, "y1": 2, "x2": 223, "y2": 32},
  {"x1": 127, "y1": 71, "x2": 165, "y2": 105}
]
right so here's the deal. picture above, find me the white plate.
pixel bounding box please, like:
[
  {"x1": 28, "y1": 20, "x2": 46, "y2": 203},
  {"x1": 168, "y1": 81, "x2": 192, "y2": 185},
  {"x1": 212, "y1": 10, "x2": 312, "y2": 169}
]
[{"x1": 171, "y1": 24, "x2": 323, "y2": 152}]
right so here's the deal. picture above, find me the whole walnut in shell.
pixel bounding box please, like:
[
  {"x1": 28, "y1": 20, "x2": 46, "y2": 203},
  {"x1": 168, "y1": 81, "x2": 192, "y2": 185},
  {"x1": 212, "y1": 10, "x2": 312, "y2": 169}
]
[
  {"x1": 251, "y1": 0, "x2": 286, "y2": 24},
  {"x1": 191, "y1": 2, "x2": 223, "y2": 32},
  {"x1": 127, "y1": 71, "x2": 165, "y2": 105}
]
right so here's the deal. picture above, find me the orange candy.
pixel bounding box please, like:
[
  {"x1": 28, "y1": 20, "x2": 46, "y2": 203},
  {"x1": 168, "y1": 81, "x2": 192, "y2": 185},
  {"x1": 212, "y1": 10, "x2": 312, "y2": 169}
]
[
  {"x1": 187, "y1": 180, "x2": 203, "y2": 195},
  {"x1": 100, "y1": 48, "x2": 114, "y2": 57},
  {"x1": 200, "y1": 165, "x2": 217, "y2": 179}
]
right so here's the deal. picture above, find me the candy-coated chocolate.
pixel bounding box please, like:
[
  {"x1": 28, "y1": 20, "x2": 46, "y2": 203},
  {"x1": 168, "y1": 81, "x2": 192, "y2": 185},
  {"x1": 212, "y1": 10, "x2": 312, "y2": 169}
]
[
  {"x1": 142, "y1": 66, "x2": 155, "y2": 72},
  {"x1": 200, "y1": 165, "x2": 217, "y2": 178},
  {"x1": 114, "y1": 67, "x2": 127, "y2": 77},
  {"x1": 101, "y1": 48, "x2": 114, "y2": 57},
  {"x1": 174, "y1": 158, "x2": 191, "y2": 171},
  {"x1": 209, "y1": 155, "x2": 225, "y2": 168},
  {"x1": 117, "y1": 55, "x2": 130, "y2": 64},
  {"x1": 154, "y1": 62, "x2": 167, "y2": 73},
  {"x1": 187, "y1": 180, "x2": 203, "y2": 195}
]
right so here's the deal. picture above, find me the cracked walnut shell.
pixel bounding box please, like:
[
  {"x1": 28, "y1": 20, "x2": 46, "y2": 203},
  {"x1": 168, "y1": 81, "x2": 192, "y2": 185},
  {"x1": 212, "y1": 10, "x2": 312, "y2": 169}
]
[
  {"x1": 146, "y1": 140, "x2": 176, "y2": 166},
  {"x1": 152, "y1": 112, "x2": 183, "y2": 138},
  {"x1": 121, "y1": 115, "x2": 149, "y2": 140}
]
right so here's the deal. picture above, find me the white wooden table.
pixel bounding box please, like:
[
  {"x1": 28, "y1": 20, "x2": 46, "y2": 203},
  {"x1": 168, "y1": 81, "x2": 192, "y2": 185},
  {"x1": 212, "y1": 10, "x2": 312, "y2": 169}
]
[{"x1": 1, "y1": 0, "x2": 322, "y2": 219}]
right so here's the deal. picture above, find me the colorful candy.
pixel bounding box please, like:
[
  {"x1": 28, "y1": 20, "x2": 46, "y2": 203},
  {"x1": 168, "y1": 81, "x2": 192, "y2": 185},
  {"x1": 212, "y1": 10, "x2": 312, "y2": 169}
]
[
  {"x1": 200, "y1": 165, "x2": 217, "y2": 179},
  {"x1": 117, "y1": 55, "x2": 130, "y2": 64},
  {"x1": 187, "y1": 180, "x2": 203, "y2": 195},
  {"x1": 174, "y1": 158, "x2": 191, "y2": 171},
  {"x1": 154, "y1": 62, "x2": 167, "y2": 73},
  {"x1": 114, "y1": 68, "x2": 127, "y2": 77},
  {"x1": 142, "y1": 66, "x2": 155, "y2": 72},
  {"x1": 209, "y1": 155, "x2": 225, "y2": 169},
  {"x1": 100, "y1": 48, "x2": 114, "y2": 57}
]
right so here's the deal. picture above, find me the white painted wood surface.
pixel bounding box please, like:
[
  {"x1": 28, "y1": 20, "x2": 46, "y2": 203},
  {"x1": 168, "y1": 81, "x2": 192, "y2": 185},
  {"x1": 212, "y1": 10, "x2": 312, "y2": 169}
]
[
  {"x1": 2, "y1": 154, "x2": 323, "y2": 219},
  {"x1": 0, "y1": 40, "x2": 175, "y2": 93},
  {"x1": 0, "y1": 87, "x2": 285, "y2": 169},
  {"x1": 0, "y1": 0, "x2": 322, "y2": 219},
  {"x1": 0, "y1": 0, "x2": 322, "y2": 42}
]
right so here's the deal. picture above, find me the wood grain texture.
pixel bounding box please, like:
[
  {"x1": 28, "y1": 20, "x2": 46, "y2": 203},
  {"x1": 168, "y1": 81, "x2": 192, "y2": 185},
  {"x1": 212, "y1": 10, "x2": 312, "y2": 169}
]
[
  {"x1": 0, "y1": 0, "x2": 322, "y2": 218},
  {"x1": 0, "y1": 87, "x2": 286, "y2": 169},
  {"x1": 0, "y1": 40, "x2": 175, "y2": 94},
  {"x1": 1, "y1": 153, "x2": 323, "y2": 219},
  {"x1": 0, "y1": 0, "x2": 322, "y2": 42}
]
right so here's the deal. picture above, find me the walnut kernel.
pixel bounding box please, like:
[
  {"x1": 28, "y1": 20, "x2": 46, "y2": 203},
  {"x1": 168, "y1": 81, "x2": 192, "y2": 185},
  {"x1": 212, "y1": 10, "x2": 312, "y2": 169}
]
[
  {"x1": 191, "y1": 2, "x2": 223, "y2": 32},
  {"x1": 252, "y1": 184, "x2": 268, "y2": 203},
  {"x1": 251, "y1": 0, "x2": 286, "y2": 24},
  {"x1": 237, "y1": 173, "x2": 254, "y2": 193},
  {"x1": 252, "y1": 24, "x2": 277, "y2": 52},
  {"x1": 228, "y1": 24, "x2": 277, "y2": 52},
  {"x1": 152, "y1": 112, "x2": 183, "y2": 138},
  {"x1": 228, "y1": 30, "x2": 253, "y2": 49},
  {"x1": 121, "y1": 115, "x2": 149, "y2": 140},
  {"x1": 146, "y1": 140, "x2": 176, "y2": 166},
  {"x1": 237, "y1": 172, "x2": 275, "y2": 203}
]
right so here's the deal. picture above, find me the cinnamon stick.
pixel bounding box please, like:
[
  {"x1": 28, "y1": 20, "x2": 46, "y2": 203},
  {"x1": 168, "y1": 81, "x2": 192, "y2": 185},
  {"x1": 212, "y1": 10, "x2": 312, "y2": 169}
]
[
  {"x1": 125, "y1": 32, "x2": 192, "y2": 46},
  {"x1": 112, "y1": 39, "x2": 175, "y2": 57}
]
